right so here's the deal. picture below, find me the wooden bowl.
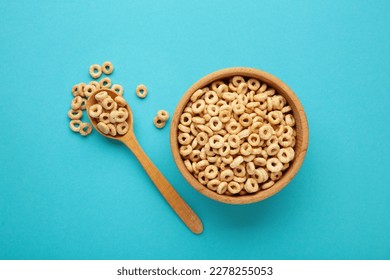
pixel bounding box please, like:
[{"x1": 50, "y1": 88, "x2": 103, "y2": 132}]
[{"x1": 170, "y1": 67, "x2": 309, "y2": 204}]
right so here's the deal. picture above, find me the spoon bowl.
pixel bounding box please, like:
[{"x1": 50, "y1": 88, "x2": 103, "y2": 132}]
[{"x1": 86, "y1": 89, "x2": 203, "y2": 234}]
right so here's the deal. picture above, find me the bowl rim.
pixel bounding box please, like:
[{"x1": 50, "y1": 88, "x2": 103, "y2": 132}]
[{"x1": 170, "y1": 67, "x2": 309, "y2": 204}]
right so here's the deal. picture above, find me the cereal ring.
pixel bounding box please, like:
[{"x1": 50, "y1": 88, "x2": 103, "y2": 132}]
[
  {"x1": 266, "y1": 144, "x2": 280, "y2": 156},
  {"x1": 230, "y1": 156, "x2": 244, "y2": 169},
  {"x1": 219, "y1": 110, "x2": 231, "y2": 123},
  {"x1": 84, "y1": 85, "x2": 96, "y2": 98},
  {"x1": 78, "y1": 123, "x2": 92, "y2": 136},
  {"x1": 180, "y1": 112, "x2": 192, "y2": 126},
  {"x1": 113, "y1": 96, "x2": 126, "y2": 107},
  {"x1": 178, "y1": 124, "x2": 191, "y2": 133},
  {"x1": 71, "y1": 96, "x2": 83, "y2": 110},
  {"x1": 221, "y1": 155, "x2": 233, "y2": 164},
  {"x1": 205, "y1": 165, "x2": 218, "y2": 180},
  {"x1": 184, "y1": 159, "x2": 193, "y2": 173},
  {"x1": 189, "y1": 150, "x2": 201, "y2": 162},
  {"x1": 281, "y1": 105, "x2": 292, "y2": 113},
  {"x1": 156, "y1": 110, "x2": 169, "y2": 122},
  {"x1": 244, "y1": 178, "x2": 259, "y2": 193},
  {"x1": 89, "y1": 64, "x2": 102, "y2": 79},
  {"x1": 211, "y1": 80, "x2": 224, "y2": 92},
  {"x1": 217, "y1": 182, "x2": 228, "y2": 194},
  {"x1": 116, "y1": 122, "x2": 129, "y2": 135},
  {"x1": 209, "y1": 135, "x2": 224, "y2": 149},
  {"x1": 285, "y1": 114, "x2": 295, "y2": 127},
  {"x1": 219, "y1": 142, "x2": 231, "y2": 157},
  {"x1": 114, "y1": 110, "x2": 128, "y2": 123},
  {"x1": 233, "y1": 164, "x2": 246, "y2": 177},
  {"x1": 268, "y1": 111, "x2": 283, "y2": 125},
  {"x1": 233, "y1": 176, "x2": 246, "y2": 183},
  {"x1": 227, "y1": 181, "x2": 242, "y2": 194},
  {"x1": 88, "y1": 104, "x2": 103, "y2": 118},
  {"x1": 69, "y1": 120, "x2": 82, "y2": 132},
  {"x1": 247, "y1": 133, "x2": 260, "y2": 146},
  {"x1": 237, "y1": 83, "x2": 248, "y2": 95},
  {"x1": 266, "y1": 157, "x2": 283, "y2": 173},
  {"x1": 89, "y1": 80, "x2": 100, "y2": 90},
  {"x1": 231, "y1": 76, "x2": 245, "y2": 87},
  {"x1": 99, "y1": 77, "x2": 111, "y2": 88},
  {"x1": 253, "y1": 168, "x2": 268, "y2": 183},
  {"x1": 206, "y1": 104, "x2": 219, "y2": 116},
  {"x1": 192, "y1": 117, "x2": 205, "y2": 124},
  {"x1": 270, "y1": 171, "x2": 283, "y2": 181},
  {"x1": 192, "y1": 99, "x2": 206, "y2": 114},
  {"x1": 220, "y1": 169, "x2": 234, "y2": 182},
  {"x1": 278, "y1": 134, "x2": 293, "y2": 148},
  {"x1": 153, "y1": 116, "x2": 166, "y2": 128},
  {"x1": 216, "y1": 84, "x2": 229, "y2": 97},
  {"x1": 102, "y1": 61, "x2": 114, "y2": 75},
  {"x1": 197, "y1": 172, "x2": 209, "y2": 185},
  {"x1": 237, "y1": 128, "x2": 250, "y2": 139},
  {"x1": 101, "y1": 97, "x2": 116, "y2": 110},
  {"x1": 71, "y1": 84, "x2": 82, "y2": 97},
  {"x1": 178, "y1": 133, "x2": 192, "y2": 145},
  {"x1": 190, "y1": 89, "x2": 205, "y2": 102},
  {"x1": 225, "y1": 120, "x2": 242, "y2": 134},
  {"x1": 180, "y1": 145, "x2": 192, "y2": 157},
  {"x1": 246, "y1": 162, "x2": 256, "y2": 175},
  {"x1": 259, "y1": 124, "x2": 274, "y2": 140},
  {"x1": 207, "y1": 179, "x2": 220, "y2": 191},
  {"x1": 111, "y1": 84, "x2": 123, "y2": 96},
  {"x1": 258, "y1": 83, "x2": 268, "y2": 93},
  {"x1": 222, "y1": 92, "x2": 236, "y2": 102},
  {"x1": 277, "y1": 147, "x2": 295, "y2": 163},
  {"x1": 240, "y1": 142, "x2": 252, "y2": 156},
  {"x1": 227, "y1": 134, "x2": 240, "y2": 149},
  {"x1": 232, "y1": 103, "x2": 245, "y2": 115},
  {"x1": 247, "y1": 78, "x2": 260, "y2": 91},
  {"x1": 205, "y1": 91, "x2": 219, "y2": 104},
  {"x1": 95, "y1": 91, "x2": 108, "y2": 102},
  {"x1": 196, "y1": 159, "x2": 209, "y2": 171},
  {"x1": 136, "y1": 84, "x2": 148, "y2": 98},
  {"x1": 208, "y1": 116, "x2": 223, "y2": 132},
  {"x1": 68, "y1": 109, "x2": 82, "y2": 120},
  {"x1": 109, "y1": 110, "x2": 119, "y2": 123},
  {"x1": 262, "y1": 180, "x2": 275, "y2": 190},
  {"x1": 97, "y1": 122, "x2": 110, "y2": 134},
  {"x1": 107, "y1": 123, "x2": 117, "y2": 136},
  {"x1": 196, "y1": 132, "x2": 209, "y2": 146},
  {"x1": 238, "y1": 113, "x2": 252, "y2": 127}
]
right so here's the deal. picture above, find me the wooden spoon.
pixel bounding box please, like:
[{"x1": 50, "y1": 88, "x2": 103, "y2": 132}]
[{"x1": 86, "y1": 89, "x2": 203, "y2": 234}]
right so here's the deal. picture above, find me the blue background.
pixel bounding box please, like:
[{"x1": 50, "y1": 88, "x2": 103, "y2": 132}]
[{"x1": 1, "y1": 0, "x2": 389, "y2": 260}]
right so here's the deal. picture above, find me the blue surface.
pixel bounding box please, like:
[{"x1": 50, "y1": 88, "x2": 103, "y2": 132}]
[{"x1": 1, "y1": 0, "x2": 389, "y2": 260}]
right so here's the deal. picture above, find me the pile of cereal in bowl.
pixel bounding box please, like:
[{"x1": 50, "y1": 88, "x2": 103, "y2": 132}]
[{"x1": 176, "y1": 76, "x2": 296, "y2": 196}]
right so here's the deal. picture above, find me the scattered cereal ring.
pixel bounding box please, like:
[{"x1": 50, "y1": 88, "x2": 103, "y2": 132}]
[
  {"x1": 114, "y1": 96, "x2": 127, "y2": 107},
  {"x1": 68, "y1": 109, "x2": 82, "y2": 120},
  {"x1": 79, "y1": 123, "x2": 92, "y2": 136},
  {"x1": 99, "y1": 77, "x2": 111, "y2": 88},
  {"x1": 89, "y1": 64, "x2": 102, "y2": 79},
  {"x1": 88, "y1": 104, "x2": 103, "y2": 118},
  {"x1": 71, "y1": 96, "x2": 83, "y2": 110},
  {"x1": 111, "y1": 84, "x2": 123, "y2": 95},
  {"x1": 95, "y1": 91, "x2": 108, "y2": 101},
  {"x1": 101, "y1": 97, "x2": 116, "y2": 110},
  {"x1": 136, "y1": 84, "x2": 148, "y2": 98},
  {"x1": 107, "y1": 123, "x2": 117, "y2": 136},
  {"x1": 102, "y1": 61, "x2": 114, "y2": 75},
  {"x1": 69, "y1": 120, "x2": 82, "y2": 132},
  {"x1": 157, "y1": 110, "x2": 169, "y2": 122},
  {"x1": 154, "y1": 116, "x2": 166, "y2": 128},
  {"x1": 116, "y1": 122, "x2": 129, "y2": 135}
]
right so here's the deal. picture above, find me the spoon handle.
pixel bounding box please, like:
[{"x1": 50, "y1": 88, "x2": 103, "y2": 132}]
[{"x1": 122, "y1": 133, "x2": 203, "y2": 234}]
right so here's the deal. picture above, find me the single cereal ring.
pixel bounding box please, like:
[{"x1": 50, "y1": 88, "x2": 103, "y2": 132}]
[
  {"x1": 84, "y1": 85, "x2": 96, "y2": 98},
  {"x1": 207, "y1": 179, "x2": 220, "y2": 191},
  {"x1": 107, "y1": 123, "x2": 117, "y2": 136},
  {"x1": 248, "y1": 133, "x2": 261, "y2": 146},
  {"x1": 102, "y1": 61, "x2": 114, "y2": 75},
  {"x1": 230, "y1": 156, "x2": 244, "y2": 169},
  {"x1": 191, "y1": 99, "x2": 205, "y2": 114},
  {"x1": 97, "y1": 122, "x2": 110, "y2": 134},
  {"x1": 262, "y1": 180, "x2": 275, "y2": 190},
  {"x1": 95, "y1": 91, "x2": 108, "y2": 102},
  {"x1": 196, "y1": 132, "x2": 209, "y2": 146},
  {"x1": 114, "y1": 96, "x2": 127, "y2": 107},
  {"x1": 219, "y1": 142, "x2": 231, "y2": 157},
  {"x1": 220, "y1": 169, "x2": 234, "y2": 182},
  {"x1": 89, "y1": 64, "x2": 102, "y2": 79},
  {"x1": 205, "y1": 165, "x2": 218, "y2": 180},
  {"x1": 111, "y1": 84, "x2": 123, "y2": 95},
  {"x1": 71, "y1": 96, "x2": 83, "y2": 110},
  {"x1": 178, "y1": 133, "x2": 192, "y2": 145},
  {"x1": 278, "y1": 134, "x2": 293, "y2": 148},
  {"x1": 227, "y1": 181, "x2": 242, "y2": 194},
  {"x1": 180, "y1": 113, "x2": 192, "y2": 126},
  {"x1": 285, "y1": 114, "x2": 296, "y2": 127},
  {"x1": 184, "y1": 159, "x2": 193, "y2": 173},
  {"x1": 231, "y1": 76, "x2": 245, "y2": 87},
  {"x1": 266, "y1": 143, "x2": 280, "y2": 156},
  {"x1": 180, "y1": 145, "x2": 192, "y2": 157},
  {"x1": 189, "y1": 150, "x2": 201, "y2": 162},
  {"x1": 114, "y1": 110, "x2": 128, "y2": 123},
  {"x1": 79, "y1": 122, "x2": 92, "y2": 136},
  {"x1": 240, "y1": 142, "x2": 252, "y2": 156},
  {"x1": 72, "y1": 84, "x2": 81, "y2": 97},
  {"x1": 209, "y1": 135, "x2": 224, "y2": 149},
  {"x1": 266, "y1": 157, "x2": 283, "y2": 173},
  {"x1": 244, "y1": 178, "x2": 259, "y2": 193},
  {"x1": 237, "y1": 82, "x2": 248, "y2": 95},
  {"x1": 190, "y1": 89, "x2": 205, "y2": 102},
  {"x1": 205, "y1": 91, "x2": 219, "y2": 104},
  {"x1": 68, "y1": 109, "x2": 82, "y2": 120},
  {"x1": 69, "y1": 120, "x2": 82, "y2": 132},
  {"x1": 208, "y1": 116, "x2": 223, "y2": 132},
  {"x1": 277, "y1": 147, "x2": 295, "y2": 163},
  {"x1": 247, "y1": 78, "x2": 261, "y2": 91},
  {"x1": 233, "y1": 164, "x2": 246, "y2": 177},
  {"x1": 98, "y1": 113, "x2": 110, "y2": 126},
  {"x1": 101, "y1": 97, "x2": 116, "y2": 110},
  {"x1": 217, "y1": 182, "x2": 228, "y2": 194},
  {"x1": 89, "y1": 80, "x2": 100, "y2": 90},
  {"x1": 210, "y1": 80, "x2": 224, "y2": 92},
  {"x1": 270, "y1": 171, "x2": 283, "y2": 181},
  {"x1": 157, "y1": 110, "x2": 169, "y2": 121},
  {"x1": 178, "y1": 124, "x2": 191, "y2": 133},
  {"x1": 237, "y1": 128, "x2": 250, "y2": 139},
  {"x1": 246, "y1": 162, "x2": 256, "y2": 175},
  {"x1": 197, "y1": 172, "x2": 209, "y2": 185},
  {"x1": 136, "y1": 84, "x2": 148, "y2": 98},
  {"x1": 225, "y1": 120, "x2": 242, "y2": 134},
  {"x1": 219, "y1": 110, "x2": 231, "y2": 123},
  {"x1": 268, "y1": 111, "x2": 283, "y2": 125},
  {"x1": 116, "y1": 122, "x2": 129, "y2": 135},
  {"x1": 99, "y1": 77, "x2": 112, "y2": 88},
  {"x1": 259, "y1": 124, "x2": 274, "y2": 140},
  {"x1": 232, "y1": 103, "x2": 245, "y2": 115},
  {"x1": 88, "y1": 104, "x2": 103, "y2": 118},
  {"x1": 154, "y1": 116, "x2": 166, "y2": 128},
  {"x1": 253, "y1": 157, "x2": 266, "y2": 167}
]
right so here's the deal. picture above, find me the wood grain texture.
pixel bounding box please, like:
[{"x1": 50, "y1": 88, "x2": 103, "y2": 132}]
[
  {"x1": 170, "y1": 67, "x2": 309, "y2": 205},
  {"x1": 86, "y1": 89, "x2": 203, "y2": 234}
]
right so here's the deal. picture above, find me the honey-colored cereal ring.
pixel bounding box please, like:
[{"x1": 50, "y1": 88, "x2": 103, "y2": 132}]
[
  {"x1": 277, "y1": 147, "x2": 295, "y2": 163},
  {"x1": 89, "y1": 80, "x2": 100, "y2": 90},
  {"x1": 79, "y1": 122, "x2": 92, "y2": 136},
  {"x1": 262, "y1": 180, "x2": 275, "y2": 190},
  {"x1": 84, "y1": 85, "x2": 96, "y2": 98},
  {"x1": 267, "y1": 111, "x2": 283, "y2": 125},
  {"x1": 220, "y1": 169, "x2": 234, "y2": 182},
  {"x1": 204, "y1": 165, "x2": 218, "y2": 179},
  {"x1": 247, "y1": 78, "x2": 260, "y2": 91},
  {"x1": 157, "y1": 110, "x2": 169, "y2": 122},
  {"x1": 208, "y1": 116, "x2": 223, "y2": 132},
  {"x1": 102, "y1": 61, "x2": 114, "y2": 75},
  {"x1": 136, "y1": 84, "x2": 148, "y2": 98},
  {"x1": 207, "y1": 179, "x2": 220, "y2": 191},
  {"x1": 154, "y1": 116, "x2": 166, "y2": 128},
  {"x1": 111, "y1": 84, "x2": 123, "y2": 95},
  {"x1": 191, "y1": 99, "x2": 205, "y2": 114},
  {"x1": 114, "y1": 96, "x2": 127, "y2": 107},
  {"x1": 72, "y1": 84, "x2": 81, "y2": 97},
  {"x1": 106, "y1": 123, "x2": 117, "y2": 136},
  {"x1": 259, "y1": 124, "x2": 274, "y2": 140},
  {"x1": 196, "y1": 132, "x2": 209, "y2": 146},
  {"x1": 95, "y1": 91, "x2": 108, "y2": 102},
  {"x1": 209, "y1": 135, "x2": 224, "y2": 149},
  {"x1": 196, "y1": 159, "x2": 209, "y2": 171},
  {"x1": 270, "y1": 171, "x2": 283, "y2": 181},
  {"x1": 178, "y1": 132, "x2": 192, "y2": 145},
  {"x1": 266, "y1": 157, "x2": 283, "y2": 173},
  {"x1": 99, "y1": 77, "x2": 111, "y2": 88},
  {"x1": 227, "y1": 181, "x2": 242, "y2": 194},
  {"x1": 101, "y1": 97, "x2": 116, "y2": 110},
  {"x1": 180, "y1": 112, "x2": 192, "y2": 126},
  {"x1": 116, "y1": 122, "x2": 129, "y2": 135},
  {"x1": 278, "y1": 134, "x2": 293, "y2": 148},
  {"x1": 205, "y1": 91, "x2": 219, "y2": 104},
  {"x1": 266, "y1": 143, "x2": 280, "y2": 156},
  {"x1": 217, "y1": 182, "x2": 228, "y2": 194},
  {"x1": 71, "y1": 96, "x2": 83, "y2": 110},
  {"x1": 97, "y1": 122, "x2": 110, "y2": 134},
  {"x1": 89, "y1": 64, "x2": 102, "y2": 79},
  {"x1": 69, "y1": 120, "x2": 82, "y2": 132},
  {"x1": 88, "y1": 104, "x2": 103, "y2": 118},
  {"x1": 231, "y1": 76, "x2": 245, "y2": 87},
  {"x1": 184, "y1": 159, "x2": 193, "y2": 173},
  {"x1": 197, "y1": 172, "x2": 209, "y2": 185},
  {"x1": 68, "y1": 109, "x2": 82, "y2": 120},
  {"x1": 114, "y1": 110, "x2": 128, "y2": 123},
  {"x1": 244, "y1": 178, "x2": 259, "y2": 193}
]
